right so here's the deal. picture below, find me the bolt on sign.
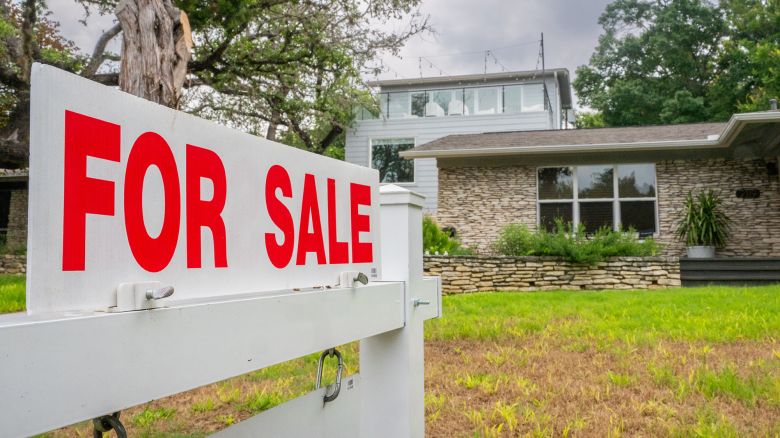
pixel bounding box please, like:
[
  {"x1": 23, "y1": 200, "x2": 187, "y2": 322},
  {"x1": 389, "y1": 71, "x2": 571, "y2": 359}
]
[{"x1": 27, "y1": 64, "x2": 381, "y2": 314}]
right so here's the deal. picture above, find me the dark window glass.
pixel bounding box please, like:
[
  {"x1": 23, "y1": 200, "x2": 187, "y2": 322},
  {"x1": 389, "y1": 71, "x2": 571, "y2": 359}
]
[
  {"x1": 538, "y1": 168, "x2": 573, "y2": 199},
  {"x1": 411, "y1": 92, "x2": 427, "y2": 117},
  {"x1": 539, "y1": 202, "x2": 573, "y2": 232},
  {"x1": 620, "y1": 201, "x2": 656, "y2": 235},
  {"x1": 578, "y1": 165, "x2": 613, "y2": 198},
  {"x1": 0, "y1": 191, "x2": 10, "y2": 229},
  {"x1": 618, "y1": 164, "x2": 656, "y2": 197},
  {"x1": 372, "y1": 139, "x2": 415, "y2": 183},
  {"x1": 579, "y1": 202, "x2": 613, "y2": 233}
]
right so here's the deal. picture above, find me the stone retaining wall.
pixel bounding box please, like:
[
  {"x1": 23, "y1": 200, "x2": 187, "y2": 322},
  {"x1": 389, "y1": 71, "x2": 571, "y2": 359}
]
[
  {"x1": 0, "y1": 254, "x2": 26, "y2": 275},
  {"x1": 424, "y1": 255, "x2": 680, "y2": 294}
]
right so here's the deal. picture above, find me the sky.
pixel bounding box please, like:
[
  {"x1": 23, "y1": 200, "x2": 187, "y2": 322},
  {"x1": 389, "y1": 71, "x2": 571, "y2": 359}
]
[{"x1": 48, "y1": 0, "x2": 613, "y2": 109}]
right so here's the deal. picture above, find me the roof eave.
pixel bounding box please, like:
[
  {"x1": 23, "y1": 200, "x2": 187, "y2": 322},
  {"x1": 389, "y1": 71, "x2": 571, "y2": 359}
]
[{"x1": 400, "y1": 111, "x2": 780, "y2": 159}]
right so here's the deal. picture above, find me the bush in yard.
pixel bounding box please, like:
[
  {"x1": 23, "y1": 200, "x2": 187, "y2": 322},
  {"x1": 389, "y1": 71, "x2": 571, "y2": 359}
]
[
  {"x1": 423, "y1": 216, "x2": 472, "y2": 255},
  {"x1": 493, "y1": 219, "x2": 659, "y2": 264}
]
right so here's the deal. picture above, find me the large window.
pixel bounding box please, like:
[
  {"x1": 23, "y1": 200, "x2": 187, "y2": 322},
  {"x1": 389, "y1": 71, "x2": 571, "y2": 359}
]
[
  {"x1": 374, "y1": 83, "x2": 549, "y2": 119},
  {"x1": 537, "y1": 164, "x2": 657, "y2": 235},
  {"x1": 371, "y1": 138, "x2": 415, "y2": 183}
]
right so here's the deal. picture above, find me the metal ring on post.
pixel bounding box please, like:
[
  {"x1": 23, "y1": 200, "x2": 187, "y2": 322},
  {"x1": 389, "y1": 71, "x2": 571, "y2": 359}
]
[
  {"x1": 92, "y1": 412, "x2": 127, "y2": 438},
  {"x1": 315, "y1": 348, "x2": 344, "y2": 404}
]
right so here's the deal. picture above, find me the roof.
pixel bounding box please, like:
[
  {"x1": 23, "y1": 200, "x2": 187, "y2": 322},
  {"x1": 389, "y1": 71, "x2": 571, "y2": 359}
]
[
  {"x1": 367, "y1": 68, "x2": 573, "y2": 110},
  {"x1": 400, "y1": 112, "x2": 780, "y2": 160}
]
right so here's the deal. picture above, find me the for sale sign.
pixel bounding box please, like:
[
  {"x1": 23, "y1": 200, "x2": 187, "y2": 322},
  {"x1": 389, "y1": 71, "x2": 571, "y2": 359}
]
[{"x1": 27, "y1": 64, "x2": 381, "y2": 313}]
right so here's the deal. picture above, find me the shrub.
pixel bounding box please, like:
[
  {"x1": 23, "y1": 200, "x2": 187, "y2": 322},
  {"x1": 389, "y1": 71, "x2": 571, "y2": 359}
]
[
  {"x1": 676, "y1": 190, "x2": 731, "y2": 247},
  {"x1": 493, "y1": 219, "x2": 659, "y2": 264},
  {"x1": 423, "y1": 216, "x2": 472, "y2": 255}
]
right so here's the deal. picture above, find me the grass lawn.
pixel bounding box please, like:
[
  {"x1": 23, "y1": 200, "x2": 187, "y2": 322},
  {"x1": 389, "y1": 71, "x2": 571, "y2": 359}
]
[{"x1": 2, "y1": 276, "x2": 777, "y2": 437}]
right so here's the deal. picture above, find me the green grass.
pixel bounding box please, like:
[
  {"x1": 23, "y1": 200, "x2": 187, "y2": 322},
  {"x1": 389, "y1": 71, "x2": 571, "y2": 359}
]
[
  {"x1": 426, "y1": 285, "x2": 780, "y2": 344},
  {"x1": 0, "y1": 274, "x2": 25, "y2": 313}
]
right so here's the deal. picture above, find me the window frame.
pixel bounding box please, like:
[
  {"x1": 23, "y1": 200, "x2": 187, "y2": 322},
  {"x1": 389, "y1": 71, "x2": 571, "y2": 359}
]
[
  {"x1": 369, "y1": 137, "x2": 417, "y2": 185},
  {"x1": 535, "y1": 164, "x2": 658, "y2": 235}
]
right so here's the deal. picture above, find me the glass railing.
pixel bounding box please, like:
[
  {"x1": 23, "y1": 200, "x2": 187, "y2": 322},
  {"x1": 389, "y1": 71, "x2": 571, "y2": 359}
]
[{"x1": 356, "y1": 83, "x2": 549, "y2": 120}]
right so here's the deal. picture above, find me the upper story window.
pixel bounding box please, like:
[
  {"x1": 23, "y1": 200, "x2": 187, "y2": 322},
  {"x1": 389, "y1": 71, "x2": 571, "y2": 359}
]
[
  {"x1": 371, "y1": 138, "x2": 414, "y2": 183},
  {"x1": 537, "y1": 164, "x2": 657, "y2": 236},
  {"x1": 362, "y1": 83, "x2": 549, "y2": 120}
]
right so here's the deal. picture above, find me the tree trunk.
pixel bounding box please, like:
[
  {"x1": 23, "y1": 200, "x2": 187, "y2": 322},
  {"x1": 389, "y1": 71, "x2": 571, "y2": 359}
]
[{"x1": 116, "y1": 0, "x2": 192, "y2": 108}]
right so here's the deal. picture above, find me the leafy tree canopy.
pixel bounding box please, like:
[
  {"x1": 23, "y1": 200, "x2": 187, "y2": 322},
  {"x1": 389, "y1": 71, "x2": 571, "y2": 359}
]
[
  {"x1": 0, "y1": 0, "x2": 429, "y2": 167},
  {"x1": 574, "y1": 0, "x2": 779, "y2": 127}
]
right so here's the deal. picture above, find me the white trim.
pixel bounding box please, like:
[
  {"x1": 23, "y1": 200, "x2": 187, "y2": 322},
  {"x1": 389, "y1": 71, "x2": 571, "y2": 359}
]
[{"x1": 400, "y1": 111, "x2": 780, "y2": 159}]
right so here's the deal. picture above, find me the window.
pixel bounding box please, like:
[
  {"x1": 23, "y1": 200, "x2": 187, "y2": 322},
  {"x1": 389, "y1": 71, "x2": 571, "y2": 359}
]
[
  {"x1": 503, "y1": 85, "x2": 523, "y2": 113},
  {"x1": 537, "y1": 164, "x2": 657, "y2": 235},
  {"x1": 522, "y1": 84, "x2": 545, "y2": 112},
  {"x1": 371, "y1": 138, "x2": 415, "y2": 183},
  {"x1": 410, "y1": 92, "x2": 428, "y2": 117},
  {"x1": 387, "y1": 92, "x2": 410, "y2": 118}
]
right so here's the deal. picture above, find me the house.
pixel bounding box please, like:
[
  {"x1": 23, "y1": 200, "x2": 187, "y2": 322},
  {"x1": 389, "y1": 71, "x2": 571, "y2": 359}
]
[
  {"x1": 400, "y1": 111, "x2": 780, "y2": 257},
  {"x1": 345, "y1": 69, "x2": 573, "y2": 212}
]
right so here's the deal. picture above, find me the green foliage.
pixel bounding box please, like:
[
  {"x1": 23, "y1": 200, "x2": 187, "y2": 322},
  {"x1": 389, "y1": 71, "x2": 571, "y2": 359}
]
[
  {"x1": 574, "y1": 0, "x2": 780, "y2": 127},
  {"x1": 0, "y1": 274, "x2": 25, "y2": 313},
  {"x1": 492, "y1": 220, "x2": 659, "y2": 264},
  {"x1": 574, "y1": 111, "x2": 606, "y2": 129},
  {"x1": 425, "y1": 285, "x2": 780, "y2": 344},
  {"x1": 675, "y1": 190, "x2": 731, "y2": 247},
  {"x1": 170, "y1": 0, "x2": 429, "y2": 155},
  {"x1": 132, "y1": 407, "x2": 176, "y2": 427},
  {"x1": 423, "y1": 216, "x2": 472, "y2": 255}
]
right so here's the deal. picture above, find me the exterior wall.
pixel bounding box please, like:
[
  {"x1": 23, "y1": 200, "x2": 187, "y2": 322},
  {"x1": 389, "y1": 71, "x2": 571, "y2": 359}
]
[
  {"x1": 345, "y1": 78, "x2": 560, "y2": 213},
  {"x1": 424, "y1": 255, "x2": 680, "y2": 294},
  {"x1": 436, "y1": 158, "x2": 780, "y2": 257},
  {"x1": 437, "y1": 165, "x2": 536, "y2": 251},
  {"x1": 656, "y1": 158, "x2": 780, "y2": 257},
  {"x1": 6, "y1": 189, "x2": 27, "y2": 248}
]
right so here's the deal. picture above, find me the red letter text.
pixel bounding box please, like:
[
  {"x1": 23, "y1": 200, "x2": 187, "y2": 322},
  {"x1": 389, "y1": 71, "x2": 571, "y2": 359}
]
[{"x1": 62, "y1": 111, "x2": 120, "y2": 271}]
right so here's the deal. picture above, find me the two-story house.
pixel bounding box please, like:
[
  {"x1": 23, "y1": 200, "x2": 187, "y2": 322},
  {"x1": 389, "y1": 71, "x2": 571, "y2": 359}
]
[{"x1": 345, "y1": 69, "x2": 573, "y2": 213}]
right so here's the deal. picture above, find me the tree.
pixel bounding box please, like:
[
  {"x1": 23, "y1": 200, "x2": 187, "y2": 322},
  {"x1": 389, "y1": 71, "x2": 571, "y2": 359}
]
[
  {"x1": 714, "y1": 0, "x2": 780, "y2": 114},
  {"x1": 0, "y1": 0, "x2": 82, "y2": 167},
  {"x1": 0, "y1": 0, "x2": 429, "y2": 168},
  {"x1": 574, "y1": 0, "x2": 725, "y2": 126}
]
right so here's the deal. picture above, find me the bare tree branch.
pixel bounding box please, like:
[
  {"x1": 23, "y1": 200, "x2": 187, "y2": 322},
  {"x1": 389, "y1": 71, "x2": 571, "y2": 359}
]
[{"x1": 83, "y1": 23, "x2": 121, "y2": 77}]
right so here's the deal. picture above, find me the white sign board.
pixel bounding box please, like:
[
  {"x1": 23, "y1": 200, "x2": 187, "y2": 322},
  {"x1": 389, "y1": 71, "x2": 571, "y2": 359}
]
[{"x1": 27, "y1": 64, "x2": 381, "y2": 314}]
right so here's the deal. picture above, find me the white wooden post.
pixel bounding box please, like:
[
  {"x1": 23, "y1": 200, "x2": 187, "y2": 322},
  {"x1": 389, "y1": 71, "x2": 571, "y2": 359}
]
[{"x1": 360, "y1": 184, "x2": 427, "y2": 438}]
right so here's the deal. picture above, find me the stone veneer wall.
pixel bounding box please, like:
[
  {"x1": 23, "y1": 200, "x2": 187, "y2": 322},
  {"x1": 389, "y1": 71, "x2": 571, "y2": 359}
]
[
  {"x1": 656, "y1": 158, "x2": 780, "y2": 256},
  {"x1": 6, "y1": 189, "x2": 27, "y2": 248},
  {"x1": 0, "y1": 254, "x2": 26, "y2": 275},
  {"x1": 436, "y1": 158, "x2": 780, "y2": 257},
  {"x1": 424, "y1": 255, "x2": 680, "y2": 294},
  {"x1": 436, "y1": 165, "x2": 536, "y2": 252}
]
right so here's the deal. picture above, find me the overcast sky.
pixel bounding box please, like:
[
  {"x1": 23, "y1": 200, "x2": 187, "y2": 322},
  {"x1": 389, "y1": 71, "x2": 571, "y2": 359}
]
[{"x1": 48, "y1": 0, "x2": 612, "y2": 109}]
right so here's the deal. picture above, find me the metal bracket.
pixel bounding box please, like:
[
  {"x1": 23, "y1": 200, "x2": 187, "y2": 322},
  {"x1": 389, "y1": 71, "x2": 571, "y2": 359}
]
[
  {"x1": 338, "y1": 271, "x2": 369, "y2": 288},
  {"x1": 315, "y1": 348, "x2": 344, "y2": 404},
  {"x1": 92, "y1": 412, "x2": 126, "y2": 438},
  {"x1": 113, "y1": 282, "x2": 174, "y2": 312},
  {"x1": 412, "y1": 298, "x2": 430, "y2": 307}
]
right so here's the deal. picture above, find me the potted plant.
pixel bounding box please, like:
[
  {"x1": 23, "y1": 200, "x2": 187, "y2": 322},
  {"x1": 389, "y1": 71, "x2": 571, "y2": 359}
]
[{"x1": 676, "y1": 190, "x2": 731, "y2": 258}]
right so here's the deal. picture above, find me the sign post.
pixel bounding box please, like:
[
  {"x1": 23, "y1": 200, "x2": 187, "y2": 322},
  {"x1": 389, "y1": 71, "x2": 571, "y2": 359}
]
[{"x1": 0, "y1": 64, "x2": 440, "y2": 438}]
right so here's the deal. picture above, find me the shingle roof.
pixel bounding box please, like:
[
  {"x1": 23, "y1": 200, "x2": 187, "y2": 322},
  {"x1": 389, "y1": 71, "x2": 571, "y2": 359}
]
[{"x1": 411, "y1": 122, "x2": 727, "y2": 153}]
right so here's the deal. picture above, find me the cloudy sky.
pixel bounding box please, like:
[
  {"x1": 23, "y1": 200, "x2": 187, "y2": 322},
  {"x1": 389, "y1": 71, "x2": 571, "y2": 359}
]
[{"x1": 48, "y1": 0, "x2": 612, "y2": 109}]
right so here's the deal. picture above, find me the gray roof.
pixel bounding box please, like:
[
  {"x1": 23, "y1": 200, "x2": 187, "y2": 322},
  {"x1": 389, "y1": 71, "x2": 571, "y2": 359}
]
[
  {"x1": 412, "y1": 122, "x2": 726, "y2": 152},
  {"x1": 400, "y1": 112, "x2": 780, "y2": 161}
]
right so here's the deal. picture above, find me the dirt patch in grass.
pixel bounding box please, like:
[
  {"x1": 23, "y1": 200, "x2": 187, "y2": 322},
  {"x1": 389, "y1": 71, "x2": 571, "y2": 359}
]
[{"x1": 424, "y1": 337, "x2": 780, "y2": 437}]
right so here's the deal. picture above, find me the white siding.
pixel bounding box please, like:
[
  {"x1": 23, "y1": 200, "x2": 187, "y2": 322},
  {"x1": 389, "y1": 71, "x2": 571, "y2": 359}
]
[{"x1": 346, "y1": 111, "x2": 551, "y2": 212}]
